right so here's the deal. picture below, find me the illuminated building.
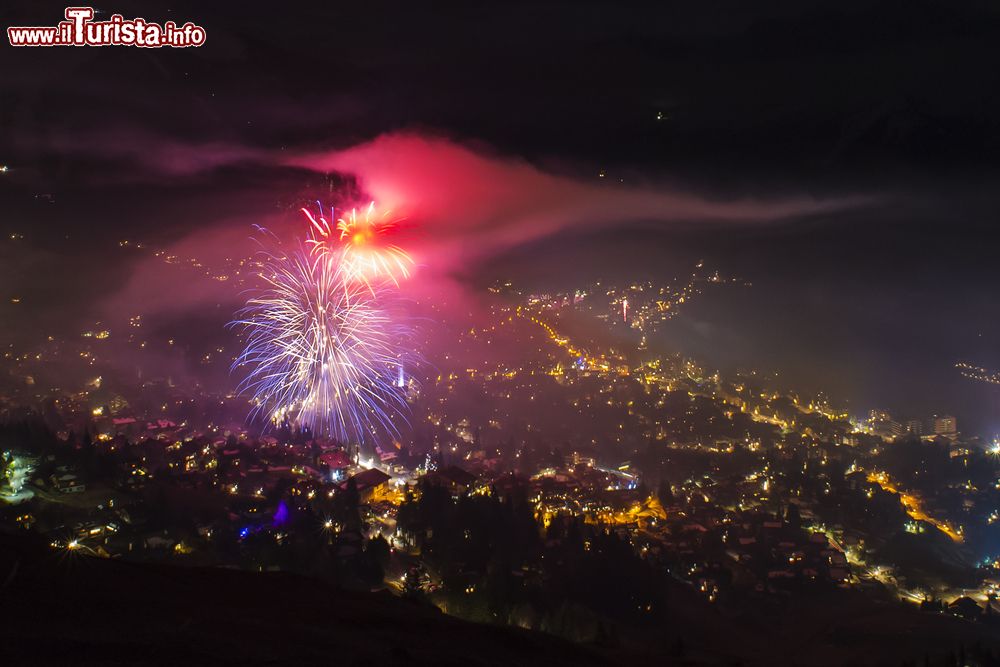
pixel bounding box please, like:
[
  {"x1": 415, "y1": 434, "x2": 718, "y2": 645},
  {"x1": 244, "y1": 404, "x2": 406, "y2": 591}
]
[{"x1": 933, "y1": 415, "x2": 957, "y2": 438}]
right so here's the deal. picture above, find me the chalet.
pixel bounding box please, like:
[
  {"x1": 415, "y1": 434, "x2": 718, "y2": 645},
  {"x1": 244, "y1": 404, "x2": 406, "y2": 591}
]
[
  {"x1": 345, "y1": 468, "x2": 391, "y2": 504},
  {"x1": 428, "y1": 465, "x2": 478, "y2": 496}
]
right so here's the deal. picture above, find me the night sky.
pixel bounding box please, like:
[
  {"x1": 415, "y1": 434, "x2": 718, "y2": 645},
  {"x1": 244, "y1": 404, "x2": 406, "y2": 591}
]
[{"x1": 3, "y1": 1, "x2": 1000, "y2": 431}]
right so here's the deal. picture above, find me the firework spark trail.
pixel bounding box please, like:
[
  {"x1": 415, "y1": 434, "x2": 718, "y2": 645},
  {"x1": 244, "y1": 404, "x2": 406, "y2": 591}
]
[
  {"x1": 232, "y1": 241, "x2": 412, "y2": 442},
  {"x1": 301, "y1": 201, "x2": 413, "y2": 288}
]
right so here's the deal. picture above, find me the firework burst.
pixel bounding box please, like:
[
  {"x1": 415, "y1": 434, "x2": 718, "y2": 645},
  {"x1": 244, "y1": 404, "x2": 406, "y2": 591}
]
[
  {"x1": 300, "y1": 201, "x2": 412, "y2": 288},
  {"x1": 233, "y1": 241, "x2": 412, "y2": 442}
]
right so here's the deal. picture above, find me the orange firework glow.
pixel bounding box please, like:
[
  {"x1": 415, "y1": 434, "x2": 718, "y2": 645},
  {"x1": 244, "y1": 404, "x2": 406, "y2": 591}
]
[{"x1": 301, "y1": 201, "x2": 412, "y2": 288}]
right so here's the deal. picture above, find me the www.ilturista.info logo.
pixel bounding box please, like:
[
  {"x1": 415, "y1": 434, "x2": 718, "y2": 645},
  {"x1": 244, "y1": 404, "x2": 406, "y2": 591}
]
[{"x1": 7, "y1": 7, "x2": 206, "y2": 48}]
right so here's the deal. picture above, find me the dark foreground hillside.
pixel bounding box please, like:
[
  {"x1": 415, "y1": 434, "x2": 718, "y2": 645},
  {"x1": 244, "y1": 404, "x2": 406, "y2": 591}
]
[
  {"x1": 3, "y1": 531, "x2": 1000, "y2": 666},
  {"x1": 0, "y1": 533, "x2": 610, "y2": 667}
]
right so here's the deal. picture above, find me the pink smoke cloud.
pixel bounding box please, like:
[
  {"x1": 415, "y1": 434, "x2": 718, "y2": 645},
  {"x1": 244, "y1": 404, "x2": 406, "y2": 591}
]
[
  {"x1": 92, "y1": 131, "x2": 865, "y2": 326},
  {"x1": 285, "y1": 133, "x2": 861, "y2": 275},
  {"x1": 15, "y1": 126, "x2": 265, "y2": 179}
]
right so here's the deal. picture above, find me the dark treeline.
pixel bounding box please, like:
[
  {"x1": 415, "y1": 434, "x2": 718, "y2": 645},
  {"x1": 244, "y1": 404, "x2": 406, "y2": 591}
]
[{"x1": 396, "y1": 478, "x2": 666, "y2": 643}]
